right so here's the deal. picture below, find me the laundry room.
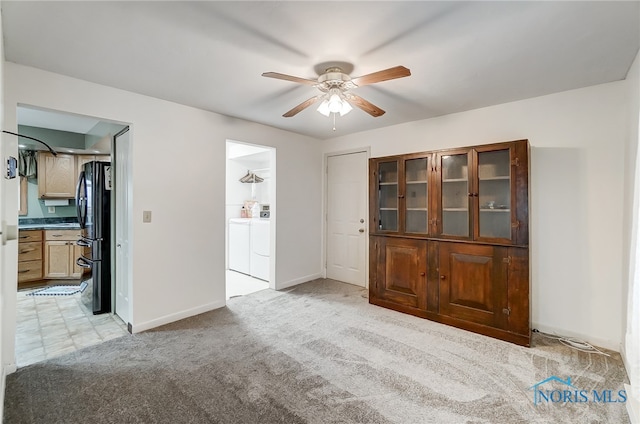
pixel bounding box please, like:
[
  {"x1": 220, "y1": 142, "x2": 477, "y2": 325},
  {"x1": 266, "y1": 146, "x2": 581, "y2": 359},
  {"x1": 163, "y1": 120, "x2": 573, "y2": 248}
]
[{"x1": 225, "y1": 141, "x2": 275, "y2": 298}]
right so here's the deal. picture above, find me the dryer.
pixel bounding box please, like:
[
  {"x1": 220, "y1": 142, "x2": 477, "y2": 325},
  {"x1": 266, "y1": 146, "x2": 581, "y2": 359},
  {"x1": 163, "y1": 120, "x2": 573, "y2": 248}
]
[{"x1": 250, "y1": 219, "x2": 270, "y2": 281}]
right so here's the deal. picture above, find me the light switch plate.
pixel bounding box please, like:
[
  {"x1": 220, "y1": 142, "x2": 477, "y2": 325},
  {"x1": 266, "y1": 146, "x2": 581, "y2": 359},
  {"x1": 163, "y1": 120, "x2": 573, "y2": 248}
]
[{"x1": 143, "y1": 210, "x2": 152, "y2": 223}]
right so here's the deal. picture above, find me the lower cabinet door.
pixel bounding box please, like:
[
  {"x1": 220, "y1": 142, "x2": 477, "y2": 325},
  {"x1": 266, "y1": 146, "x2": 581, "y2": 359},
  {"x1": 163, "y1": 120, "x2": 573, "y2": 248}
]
[
  {"x1": 375, "y1": 237, "x2": 427, "y2": 310},
  {"x1": 44, "y1": 241, "x2": 72, "y2": 278},
  {"x1": 438, "y1": 242, "x2": 508, "y2": 329}
]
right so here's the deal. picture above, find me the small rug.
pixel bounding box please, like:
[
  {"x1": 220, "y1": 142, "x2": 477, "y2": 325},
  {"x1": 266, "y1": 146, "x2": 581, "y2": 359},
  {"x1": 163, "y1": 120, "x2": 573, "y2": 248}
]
[{"x1": 27, "y1": 281, "x2": 88, "y2": 297}]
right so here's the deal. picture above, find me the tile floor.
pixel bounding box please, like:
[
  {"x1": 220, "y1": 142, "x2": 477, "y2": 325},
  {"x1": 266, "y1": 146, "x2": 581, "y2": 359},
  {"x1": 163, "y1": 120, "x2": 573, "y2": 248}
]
[
  {"x1": 15, "y1": 288, "x2": 128, "y2": 368},
  {"x1": 226, "y1": 269, "x2": 269, "y2": 299},
  {"x1": 15, "y1": 272, "x2": 269, "y2": 368}
]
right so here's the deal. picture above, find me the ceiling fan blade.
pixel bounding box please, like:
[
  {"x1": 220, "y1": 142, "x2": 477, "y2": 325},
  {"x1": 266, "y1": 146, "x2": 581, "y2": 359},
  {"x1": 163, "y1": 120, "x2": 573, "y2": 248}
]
[
  {"x1": 262, "y1": 72, "x2": 318, "y2": 86},
  {"x1": 351, "y1": 66, "x2": 411, "y2": 87},
  {"x1": 283, "y1": 95, "x2": 323, "y2": 117},
  {"x1": 345, "y1": 94, "x2": 385, "y2": 117}
]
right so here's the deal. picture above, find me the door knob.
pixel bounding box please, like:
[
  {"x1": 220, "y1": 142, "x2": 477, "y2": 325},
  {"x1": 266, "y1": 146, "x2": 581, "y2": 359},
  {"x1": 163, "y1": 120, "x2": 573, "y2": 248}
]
[{"x1": 359, "y1": 228, "x2": 365, "y2": 233}]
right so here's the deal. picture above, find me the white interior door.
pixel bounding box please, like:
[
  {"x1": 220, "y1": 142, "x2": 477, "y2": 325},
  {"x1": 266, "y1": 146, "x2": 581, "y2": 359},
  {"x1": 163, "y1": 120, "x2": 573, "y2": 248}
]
[
  {"x1": 114, "y1": 128, "x2": 131, "y2": 326},
  {"x1": 326, "y1": 151, "x2": 368, "y2": 286}
]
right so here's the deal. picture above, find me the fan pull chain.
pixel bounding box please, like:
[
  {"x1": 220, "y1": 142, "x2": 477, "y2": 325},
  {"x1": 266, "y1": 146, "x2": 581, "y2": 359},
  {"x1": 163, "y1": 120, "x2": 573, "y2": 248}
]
[{"x1": 332, "y1": 113, "x2": 336, "y2": 131}]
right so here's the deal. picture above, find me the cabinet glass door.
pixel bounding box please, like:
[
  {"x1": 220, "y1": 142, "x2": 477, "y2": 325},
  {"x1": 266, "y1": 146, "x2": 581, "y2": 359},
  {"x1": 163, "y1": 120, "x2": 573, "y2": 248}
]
[
  {"x1": 378, "y1": 161, "x2": 398, "y2": 231},
  {"x1": 478, "y1": 149, "x2": 511, "y2": 239},
  {"x1": 441, "y1": 154, "x2": 469, "y2": 237},
  {"x1": 405, "y1": 157, "x2": 429, "y2": 234}
]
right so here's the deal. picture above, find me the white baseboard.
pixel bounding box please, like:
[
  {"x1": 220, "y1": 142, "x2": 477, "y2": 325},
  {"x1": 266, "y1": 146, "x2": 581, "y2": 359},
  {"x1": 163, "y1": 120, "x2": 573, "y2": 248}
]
[
  {"x1": 531, "y1": 322, "x2": 620, "y2": 352},
  {"x1": 276, "y1": 273, "x2": 323, "y2": 291},
  {"x1": 131, "y1": 300, "x2": 226, "y2": 333}
]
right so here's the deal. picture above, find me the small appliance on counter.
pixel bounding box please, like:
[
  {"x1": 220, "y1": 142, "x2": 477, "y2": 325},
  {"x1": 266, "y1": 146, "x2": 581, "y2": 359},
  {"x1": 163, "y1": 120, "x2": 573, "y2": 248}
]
[{"x1": 260, "y1": 204, "x2": 270, "y2": 219}]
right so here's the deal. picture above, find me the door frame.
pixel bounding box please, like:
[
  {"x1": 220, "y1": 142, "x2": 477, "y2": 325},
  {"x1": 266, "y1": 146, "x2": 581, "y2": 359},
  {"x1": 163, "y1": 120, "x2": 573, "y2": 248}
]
[
  {"x1": 112, "y1": 126, "x2": 133, "y2": 330},
  {"x1": 323, "y1": 147, "x2": 371, "y2": 288}
]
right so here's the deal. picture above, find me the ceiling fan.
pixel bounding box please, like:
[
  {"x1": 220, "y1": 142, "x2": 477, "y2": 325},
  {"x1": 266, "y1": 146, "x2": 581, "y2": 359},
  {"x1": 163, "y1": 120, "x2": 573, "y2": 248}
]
[{"x1": 262, "y1": 65, "x2": 411, "y2": 118}]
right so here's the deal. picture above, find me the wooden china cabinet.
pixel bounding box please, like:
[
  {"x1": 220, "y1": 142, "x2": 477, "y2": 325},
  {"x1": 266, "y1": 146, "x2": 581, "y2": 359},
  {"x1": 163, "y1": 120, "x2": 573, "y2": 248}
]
[{"x1": 369, "y1": 139, "x2": 530, "y2": 346}]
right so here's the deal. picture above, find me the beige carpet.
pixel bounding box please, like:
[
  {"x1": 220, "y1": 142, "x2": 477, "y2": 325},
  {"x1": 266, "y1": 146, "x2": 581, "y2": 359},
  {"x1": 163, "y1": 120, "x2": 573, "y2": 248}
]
[{"x1": 4, "y1": 279, "x2": 630, "y2": 423}]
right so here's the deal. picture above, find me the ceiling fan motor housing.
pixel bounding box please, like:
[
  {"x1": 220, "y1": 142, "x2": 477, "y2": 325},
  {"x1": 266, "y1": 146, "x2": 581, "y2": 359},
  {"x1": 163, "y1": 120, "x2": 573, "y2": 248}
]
[{"x1": 316, "y1": 67, "x2": 357, "y2": 92}]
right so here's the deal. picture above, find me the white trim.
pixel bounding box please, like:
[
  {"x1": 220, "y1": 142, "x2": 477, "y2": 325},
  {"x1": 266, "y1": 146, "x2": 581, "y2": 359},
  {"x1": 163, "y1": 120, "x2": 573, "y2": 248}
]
[
  {"x1": 623, "y1": 339, "x2": 640, "y2": 424},
  {"x1": 276, "y1": 273, "x2": 323, "y2": 291},
  {"x1": 131, "y1": 300, "x2": 226, "y2": 333},
  {"x1": 626, "y1": 384, "x2": 640, "y2": 424},
  {"x1": 531, "y1": 322, "x2": 620, "y2": 352},
  {"x1": 323, "y1": 147, "x2": 371, "y2": 289}
]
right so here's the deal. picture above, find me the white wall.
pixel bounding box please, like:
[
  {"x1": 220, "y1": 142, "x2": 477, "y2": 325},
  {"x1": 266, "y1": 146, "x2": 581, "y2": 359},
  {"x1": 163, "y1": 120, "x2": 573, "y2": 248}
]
[
  {"x1": 2, "y1": 63, "x2": 323, "y2": 371},
  {"x1": 0, "y1": 6, "x2": 6, "y2": 421},
  {"x1": 622, "y1": 48, "x2": 640, "y2": 422},
  {"x1": 323, "y1": 81, "x2": 629, "y2": 350}
]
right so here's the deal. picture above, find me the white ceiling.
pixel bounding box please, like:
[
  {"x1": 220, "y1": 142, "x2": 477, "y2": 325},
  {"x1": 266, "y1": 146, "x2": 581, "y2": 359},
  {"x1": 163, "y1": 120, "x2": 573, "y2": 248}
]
[
  {"x1": 2, "y1": 1, "x2": 639, "y2": 140},
  {"x1": 17, "y1": 106, "x2": 102, "y2": 134}
]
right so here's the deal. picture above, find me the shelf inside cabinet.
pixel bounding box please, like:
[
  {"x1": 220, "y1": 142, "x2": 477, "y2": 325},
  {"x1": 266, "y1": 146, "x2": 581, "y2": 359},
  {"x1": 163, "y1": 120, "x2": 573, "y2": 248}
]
[
  {"x1": 406, "y1": 180, "x2": 428, "y2": 184},
  {"x1": 479, "y1": 176, "x2": 510, "y2": 181},
  {"x1": 480, "y1": 208, "x2": 510, "y2": 212},
  {"x1": 443, "y1": 208, "x2": 468, "y2": 212},
  {"x1": 407, "y1": 208, "x2": 428, "y2": 211},
  {"x1": 442, "y1": 178, "x2": 467, "y2": 183},
  {"x1": 380, "y1": 208, "x2": 398, "y2": 211},
  {"x1": 379, "y1": 182, "x2": 398, "y2": 186}
]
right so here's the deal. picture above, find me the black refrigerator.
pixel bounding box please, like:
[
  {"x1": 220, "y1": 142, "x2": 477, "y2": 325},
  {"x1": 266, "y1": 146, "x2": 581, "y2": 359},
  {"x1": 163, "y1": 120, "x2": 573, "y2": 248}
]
[{"x1": 76, "y1": 161, "x2": 112, "y2": 314}]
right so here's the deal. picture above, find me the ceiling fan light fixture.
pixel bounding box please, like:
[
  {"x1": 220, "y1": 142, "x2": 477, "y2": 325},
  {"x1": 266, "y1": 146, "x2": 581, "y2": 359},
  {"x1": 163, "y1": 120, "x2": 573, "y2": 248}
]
[
  {"x1": 316, "y1": 99, "x2": 331, "y2": 117},
  {"x1": 339, "y1": 99, "x2": 352, "y2": 116},
  {"x1": 328, "y1": 93, "x2": 342, "y2": 114}
]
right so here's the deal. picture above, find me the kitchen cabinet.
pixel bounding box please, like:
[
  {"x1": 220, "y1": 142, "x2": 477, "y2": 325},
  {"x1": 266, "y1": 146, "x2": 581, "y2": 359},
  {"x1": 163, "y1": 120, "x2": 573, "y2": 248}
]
[
  {"x1": 18, "y1": 230, "x2": 43, "y2": 285},
  {"x1": 37, "y1": 152, "x2": 77, "y2": 198},
  {"x1": 369, "y1": 139, "x2": 530, "y2": 346},
  {"x1": 43, "y1": 229, "x2": 85, "y2": 279},
  {"x1": 77, "y1": 155, "x2": 110, "y2": 177}
]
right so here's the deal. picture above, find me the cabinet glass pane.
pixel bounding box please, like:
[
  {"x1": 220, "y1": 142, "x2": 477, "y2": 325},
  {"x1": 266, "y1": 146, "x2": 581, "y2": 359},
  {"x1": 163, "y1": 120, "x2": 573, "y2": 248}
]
[
  {"x1": 378, "y1": 161, "x2": 398, "y2": 231},
  {"x1": 478, "y1": 149, "x2": 511, "y2": 239},
  {"x1": 441, "y1": 154, "x2": 468, "y2": 237},
  {"x1": 405, "y1": 158, "x2": 428, "y2": 233}
]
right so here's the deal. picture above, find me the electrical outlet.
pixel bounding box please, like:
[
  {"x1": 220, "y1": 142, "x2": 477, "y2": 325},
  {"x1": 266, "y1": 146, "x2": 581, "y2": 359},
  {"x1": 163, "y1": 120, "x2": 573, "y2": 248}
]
[
  {"x1": 48, "y1": 206, "x2": 55, "y2": 213},
  {"x1": 143, "y1": 210, "x2": 152, "y2": 223}
]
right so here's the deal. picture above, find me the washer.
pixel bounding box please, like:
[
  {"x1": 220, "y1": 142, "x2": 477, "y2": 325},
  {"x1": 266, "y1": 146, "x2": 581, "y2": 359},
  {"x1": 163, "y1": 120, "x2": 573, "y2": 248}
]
[{"x1": 228, "y1": 218, "x2": 251, "y2": 275}]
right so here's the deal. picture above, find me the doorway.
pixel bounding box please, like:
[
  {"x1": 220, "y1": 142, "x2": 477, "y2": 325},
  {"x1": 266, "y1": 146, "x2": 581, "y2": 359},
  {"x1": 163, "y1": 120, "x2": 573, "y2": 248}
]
[
  {"x1": 13, "y1": 105, "x2": 129, "y2": 367},
  {"x1": 325, "y1": 150, "x2": 369, "y2": 287},
  {"x1": 225, "y1": 141, "x2": 276, "y2": 299}
]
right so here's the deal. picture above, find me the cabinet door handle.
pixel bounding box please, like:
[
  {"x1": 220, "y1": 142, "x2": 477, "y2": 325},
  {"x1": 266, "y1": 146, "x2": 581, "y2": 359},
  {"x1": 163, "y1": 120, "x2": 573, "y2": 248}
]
[
  {"x1": 51, "y1": 234, "x2": 63, "y2": 237},
  {"x1": 440, "y1": 275, "x2": 446, "y2": 280},
  {"x1": 18, "y1": 270, "x2": 30, "y2": 273},
  {"x1": 398, "y1": 194, "x2": 405, "y2": 199},
  {"x1": 19, "y1": 248, "x2": 36, "y2": 253},
  {"x1": 420, "y1": 272, "x2": 425, "y2": 276}
]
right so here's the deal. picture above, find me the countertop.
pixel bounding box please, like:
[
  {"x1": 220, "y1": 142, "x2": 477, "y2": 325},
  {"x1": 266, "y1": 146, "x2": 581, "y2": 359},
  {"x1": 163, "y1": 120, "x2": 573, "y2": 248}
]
[
  {"x1": 19, "y1": 223, "x2": 81, "y2": 230},
  {"x1": 18, "y1": 218, "x2": 81, "y2": 231}
]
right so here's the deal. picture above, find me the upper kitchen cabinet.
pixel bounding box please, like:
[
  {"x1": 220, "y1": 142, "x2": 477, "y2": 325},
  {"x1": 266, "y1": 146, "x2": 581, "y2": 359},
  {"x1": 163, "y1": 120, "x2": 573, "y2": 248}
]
[
  {"x1": 37, "y1": 152, "x2": 77, "y2": 198},
  {"x1": 434, "y1": 140, "x2": 529, "y2": 246},
  {"x1": 370, "y1": 153, "x2": 434, "y2": 236}
]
